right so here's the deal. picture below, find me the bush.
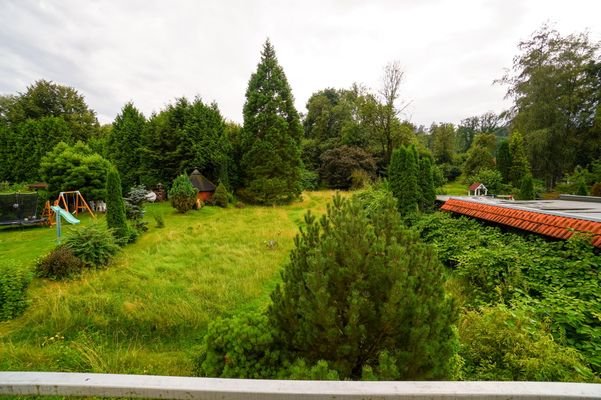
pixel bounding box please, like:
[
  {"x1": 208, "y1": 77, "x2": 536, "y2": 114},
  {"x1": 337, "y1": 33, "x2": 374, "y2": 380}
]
[
  {"x1": 212, "y1": 182, "x2": 229, "y2": 208},
  {"x1": 472, "y1": 169, "x2": 504, "y2": 194},
  {"x1": 36, "y1": 246, "x2": 84, "y2": 280},
  {"x1": 154, "y1": 214, "x2": 165, "y2": 228},
  {"x1": 195, "y1": 312, "x2": 284, "y2": 378},
  {"x1": 169, "y1": 174, "x2": 197, "y2": 213},
  {"x1": 577, "y1": 179, "x2": 589, "y2": 196},
  {"x1": 195, "y1": 312, "x2": 343, "y2": 380},
  {"x1": 319, "y1": 145, "x2": 376, "y2": 189},
  {"x1": 125, "y1": 185, "x2": 150, "y2": 234},
  {"x1": 269, "y1": 194, "x2": 457, "y2": 379},
  {"x1": 300, "y1": 169, "x2": 319, "y2": 191},
  {"x1": 125, "y1": 185, "x2": 149, "y2": 224},
  {"x1": 352, "y1": 180, "x2": 393, "y2": 218},
  {"x1": 350, "y1": 169, "x2": 371, "y2": 190},
  {"x1": 0, "y1": 261, "x2": 32, "y2": 321},
  {"x1": 440, "y1": 163, "x2": 462, "y2": 182},
  {"x1": 460, "y1": 305, "x2": 594, "y2": 381},
  {"x1": 591, "y1": 182, "x2": 601, "y2": 197},
  {"x1": 64, "y1": 224, "x2": 119, "y2": 268},
  {"x1": 414, "y1": 212, "x2": 601, "y2": 372}
]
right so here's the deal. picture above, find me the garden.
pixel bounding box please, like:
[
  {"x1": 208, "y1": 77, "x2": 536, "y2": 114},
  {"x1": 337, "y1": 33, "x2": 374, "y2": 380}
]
[{"x1": 0, "y1": 191, "x2": 339, "y2": 375}]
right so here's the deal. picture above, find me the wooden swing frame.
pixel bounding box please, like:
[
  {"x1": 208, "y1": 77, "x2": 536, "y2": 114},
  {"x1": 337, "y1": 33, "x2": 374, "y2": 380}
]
[{"x1": 55, "y1": 191, "x2": 96, "y2": 219}]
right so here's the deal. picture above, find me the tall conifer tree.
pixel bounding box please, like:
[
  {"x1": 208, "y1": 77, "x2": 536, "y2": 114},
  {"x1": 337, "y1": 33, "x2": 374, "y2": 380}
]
[
  {"x1": 108, "y1": 103, "x2": 146, "y2": 191},
  {"x1": 241, "y1": 39, "x2": 303, "y2": 204},
  {"x1": 419, "y1": 157, "x2": 436, "y2": 211},
  {"x1": 106, "y1": 166, "x2": 129, "y2": 243}
]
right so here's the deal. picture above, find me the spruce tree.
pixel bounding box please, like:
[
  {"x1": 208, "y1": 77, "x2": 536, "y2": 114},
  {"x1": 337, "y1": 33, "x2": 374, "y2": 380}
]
[
  {"x1": 509, "y1": 131, "x2": 530, "y2": 187},
  {"x1": 269, "y1": 194, "x2": 457, "y2": 380},
  {"x1": 240, "y1": 39, "x2": 303, "y2": 204},
  {"x1": 108, "y1": 102, "x2": 146, "y2": 191},
  {"x1": 419, "y1": 157, "x2": 436, "y2": 211},
  {"x1": 496, "y1": 140, "x2": 512, "y2": 183},
  {"x1": 106, "y1": 166, "x2": 129, "y2": 243}
]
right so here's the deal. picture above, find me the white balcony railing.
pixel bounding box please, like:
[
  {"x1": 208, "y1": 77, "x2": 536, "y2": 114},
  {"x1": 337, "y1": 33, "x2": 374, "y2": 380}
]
[{"x1": 1, "y1": 372, "x2": 600, "y2": 399}]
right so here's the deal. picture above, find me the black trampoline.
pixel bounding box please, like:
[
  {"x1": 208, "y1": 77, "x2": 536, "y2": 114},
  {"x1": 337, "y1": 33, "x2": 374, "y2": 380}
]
[{"x1": 0, "y1": 193, "x2": 46, "y2": 226}]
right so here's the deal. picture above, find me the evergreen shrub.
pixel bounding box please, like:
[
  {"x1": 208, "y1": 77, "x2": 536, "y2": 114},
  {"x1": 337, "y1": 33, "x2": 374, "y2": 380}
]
[
  {"x1": 195, "y1": 312, "x2": 283, "y2": 378},
  {"x1": 125, "y1": 185, "x2": 149, "y2": 233},
  {"x1": 169, "y1": 174, "x2": 197, "y2": 213},
  {"x1": 106, "y1": 166, "x2": 129, "y2": 243},
  {"x1": 212, "y1": 182, "x2": 229, "y2": 208},
  {"x1": 64, "y1": 225, "x2": 119, "y2": 268},
  {"x1": 300, "y1": 169, "x2": 319, "y2": 191}
]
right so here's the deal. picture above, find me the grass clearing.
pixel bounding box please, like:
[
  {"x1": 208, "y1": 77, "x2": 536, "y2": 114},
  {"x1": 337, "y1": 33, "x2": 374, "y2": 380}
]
[
  {"x1": 0, "y1": 190, "x2": 342, "y2": 375},
  {"x1": 441, "y1": 180, "x2": 467, "y2": 196}
]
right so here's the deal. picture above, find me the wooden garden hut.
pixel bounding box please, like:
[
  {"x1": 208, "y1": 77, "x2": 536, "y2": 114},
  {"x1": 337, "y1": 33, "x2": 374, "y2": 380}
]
[
  {"x1": 468, "y1": 182, "x2": 488, "y2": 196},
  {"x1": 189, "y1": 169, "x2": 216, "y2": 202}
]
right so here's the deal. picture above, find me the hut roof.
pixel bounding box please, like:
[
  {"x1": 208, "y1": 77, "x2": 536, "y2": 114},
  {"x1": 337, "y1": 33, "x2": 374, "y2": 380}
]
[
  {"x1": 469, "y1": 182, "x2": 485, "y2": 191},
  {"x1": 189, "y1": 169, "x2": 216, "y2": 192}
]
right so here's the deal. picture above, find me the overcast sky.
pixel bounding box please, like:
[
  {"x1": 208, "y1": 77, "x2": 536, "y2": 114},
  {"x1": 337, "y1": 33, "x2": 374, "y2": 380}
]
[{"x1": 1, "y1": 0, "x2": 600, "y2": 127}]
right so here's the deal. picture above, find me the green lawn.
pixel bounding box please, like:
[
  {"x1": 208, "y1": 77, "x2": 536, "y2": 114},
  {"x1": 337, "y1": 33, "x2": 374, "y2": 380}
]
[
  {"x1": 0, "y1": 191, "x2": 340, "y2": 375},
  {"x1": 441, "y1": 181, "x2": 468, "y2": 196}
]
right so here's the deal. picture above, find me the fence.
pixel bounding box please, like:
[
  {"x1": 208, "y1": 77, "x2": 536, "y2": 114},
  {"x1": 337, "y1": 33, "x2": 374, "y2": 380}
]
[{"x1": 1, "y1": 372, "x2": 600, "y2": 399}]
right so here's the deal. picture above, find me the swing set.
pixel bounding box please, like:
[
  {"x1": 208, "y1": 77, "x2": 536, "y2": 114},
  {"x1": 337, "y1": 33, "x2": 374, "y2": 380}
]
[{"x1": 42, "y1": 191, "x2": 96, "y2": 226}]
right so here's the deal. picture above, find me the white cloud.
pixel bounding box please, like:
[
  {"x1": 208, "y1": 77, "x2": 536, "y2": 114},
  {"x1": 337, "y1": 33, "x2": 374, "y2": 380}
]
[{"x1": 1, "y1": 0, "x2": 599, "y2": 126}]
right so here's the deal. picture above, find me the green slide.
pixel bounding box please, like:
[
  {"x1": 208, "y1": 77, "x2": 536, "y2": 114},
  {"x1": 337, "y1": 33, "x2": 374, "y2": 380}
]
[{"x1": 51, "y1": 206, "x2": 80, "y2": 225}]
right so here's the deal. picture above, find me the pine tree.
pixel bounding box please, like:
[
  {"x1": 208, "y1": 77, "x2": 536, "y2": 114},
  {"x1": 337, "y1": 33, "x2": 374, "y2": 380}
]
[
  {"x1": 240, "y1": 39, "x2": 303, "y2": 204},
  {"x1": 509, "y1": 131, "x2": 530, "y2": 187},
  {"x1": 419, "y1": 157, "x2": 436, "y2": 211},
  {"x1": 496, "y1": 140, "x2": 512, "y2": 183},
  {"x1": 108, "y1": 102, "x2": 146, "y2": 191},
  {"x1": 106, "y1": 166, "x2": 129, "y2": 243},
  {"x1": 269, "y1": 194, "x2": 457, "y2": 380}
]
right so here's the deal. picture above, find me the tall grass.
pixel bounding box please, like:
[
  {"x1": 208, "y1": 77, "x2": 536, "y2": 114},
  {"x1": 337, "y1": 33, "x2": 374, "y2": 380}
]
[{"x1": 0, "y1": 191, "x2": 341, "y2": 375}]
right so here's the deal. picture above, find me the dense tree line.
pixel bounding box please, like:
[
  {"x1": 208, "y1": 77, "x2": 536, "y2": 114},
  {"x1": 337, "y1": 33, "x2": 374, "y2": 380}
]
[{"x1": 2, "y1": 25, "x2": 599, "y2": 200}]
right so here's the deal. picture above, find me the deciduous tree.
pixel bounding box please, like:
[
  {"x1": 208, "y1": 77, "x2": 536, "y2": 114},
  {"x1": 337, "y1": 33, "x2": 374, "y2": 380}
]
[{"x1": 499, "y1": 25, "x2": 601, "y2": 187}]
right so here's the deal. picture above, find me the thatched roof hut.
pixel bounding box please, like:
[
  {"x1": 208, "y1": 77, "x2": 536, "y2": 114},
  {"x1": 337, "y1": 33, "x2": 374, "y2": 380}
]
[{"x1": 189, "y1": 169, "x2": 216, "y2": 202}]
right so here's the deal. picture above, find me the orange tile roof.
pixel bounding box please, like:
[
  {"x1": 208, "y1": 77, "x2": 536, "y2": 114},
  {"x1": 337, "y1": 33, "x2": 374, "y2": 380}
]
[{"x1": 441, "y1": 198, "x2": 601, "y2": 247}]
